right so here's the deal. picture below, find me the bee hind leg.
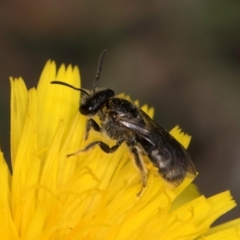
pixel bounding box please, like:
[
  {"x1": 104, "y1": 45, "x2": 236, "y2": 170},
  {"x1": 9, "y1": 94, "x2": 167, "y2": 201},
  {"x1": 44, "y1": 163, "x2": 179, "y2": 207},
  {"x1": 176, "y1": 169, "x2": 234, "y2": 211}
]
[{"x1": 131, "y1": 147, "x2": 147, "y2": 197}]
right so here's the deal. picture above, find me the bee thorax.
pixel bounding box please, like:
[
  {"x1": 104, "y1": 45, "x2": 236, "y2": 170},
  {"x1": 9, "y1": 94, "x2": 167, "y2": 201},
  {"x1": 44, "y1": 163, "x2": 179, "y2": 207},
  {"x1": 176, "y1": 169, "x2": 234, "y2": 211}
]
[{"x1": 102, "y1": 119, "x2": 133, "y2": 141}]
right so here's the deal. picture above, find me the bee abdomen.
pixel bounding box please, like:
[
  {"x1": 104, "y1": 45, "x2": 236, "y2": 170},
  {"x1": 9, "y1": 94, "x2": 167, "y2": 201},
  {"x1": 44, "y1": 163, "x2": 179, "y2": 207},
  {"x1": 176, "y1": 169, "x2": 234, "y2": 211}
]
[{"x1": 149, "y1": 148, "x2": 186, "y2": 186}]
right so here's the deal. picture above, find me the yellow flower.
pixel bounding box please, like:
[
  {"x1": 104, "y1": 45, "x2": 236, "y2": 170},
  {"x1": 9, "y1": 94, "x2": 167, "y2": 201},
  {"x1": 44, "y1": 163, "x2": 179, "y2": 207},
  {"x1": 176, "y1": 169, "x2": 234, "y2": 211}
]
[{"x1": 0, "y1": 60, "x2": 240, "y2": 239}]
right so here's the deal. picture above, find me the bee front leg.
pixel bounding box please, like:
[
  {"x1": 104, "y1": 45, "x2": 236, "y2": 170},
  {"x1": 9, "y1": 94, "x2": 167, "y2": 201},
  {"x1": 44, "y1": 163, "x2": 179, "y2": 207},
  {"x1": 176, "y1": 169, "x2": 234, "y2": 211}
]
[
  {"x1": 67, "y1": 139, "x2": 125, "y2": 157},
  {"x1": 85, "y1": 119, "x2": 101, "y2": 140},
  {"x1": 131, "y1": 147, "x2": 147, "y2": 197}
]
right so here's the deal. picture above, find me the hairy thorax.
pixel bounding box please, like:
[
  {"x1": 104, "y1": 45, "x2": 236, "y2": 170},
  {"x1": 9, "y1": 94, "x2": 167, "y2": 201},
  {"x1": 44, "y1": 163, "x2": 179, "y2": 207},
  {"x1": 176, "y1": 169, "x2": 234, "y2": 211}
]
[{"x1": 98, "y1": 107, "x2": 133, "y2": 142}]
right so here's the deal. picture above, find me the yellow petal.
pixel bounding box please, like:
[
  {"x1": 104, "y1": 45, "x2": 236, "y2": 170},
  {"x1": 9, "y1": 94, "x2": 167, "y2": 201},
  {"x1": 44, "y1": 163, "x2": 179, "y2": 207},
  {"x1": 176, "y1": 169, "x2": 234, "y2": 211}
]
[
  {"x1": 205, "y1": 218, "x2": 240, "y2": 239},
  {"x1": 10, "y1": 77, "x2": 28, "y2": 166},
  {"x1": 170, "y1": 125, "x2": 192, "y2": 149},
  {"x1": 0, "y1": 151, "x2": 18, "y2": 238},
  {"x1": 11, "y1": 88, "x2": 38, "y2": 236},
  {"x1": 36, "y1": 61, "x2": 81, "y2": 151}
]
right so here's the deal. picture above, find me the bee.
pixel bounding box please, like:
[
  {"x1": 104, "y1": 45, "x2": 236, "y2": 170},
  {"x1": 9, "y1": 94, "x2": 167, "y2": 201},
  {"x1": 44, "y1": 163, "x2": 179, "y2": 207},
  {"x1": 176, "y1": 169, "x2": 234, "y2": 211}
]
[{"x1": 51, "y1": 50, "x2": 197, "y2": 195}]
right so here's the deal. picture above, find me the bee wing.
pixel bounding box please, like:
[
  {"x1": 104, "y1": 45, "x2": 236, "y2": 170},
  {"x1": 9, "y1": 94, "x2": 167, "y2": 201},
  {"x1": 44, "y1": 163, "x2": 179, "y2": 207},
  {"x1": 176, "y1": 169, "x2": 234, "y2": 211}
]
[
  {"x1": 118, "y1": 110, "x2": 166, "y2": 146},
  {"x1": 118, "y1": 112, "x2": 157, "y2": 146},
  {"x1": 117, "y1": 110, "x2": 197, "y2": 176}
]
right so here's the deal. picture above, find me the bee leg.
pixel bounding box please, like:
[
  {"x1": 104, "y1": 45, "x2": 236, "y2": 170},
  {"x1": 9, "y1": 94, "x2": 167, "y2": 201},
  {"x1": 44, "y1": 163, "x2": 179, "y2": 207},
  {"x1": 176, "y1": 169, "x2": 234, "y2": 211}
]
[
  {"x1": 131, "y1": 147, "x2": 147, "y2": 197},
  {"x1": 67, "y1": 139, "x2": 125, "y2": 157},
  {"x1": 85, "y1": 119, "x2": 101, "y2": 140}
]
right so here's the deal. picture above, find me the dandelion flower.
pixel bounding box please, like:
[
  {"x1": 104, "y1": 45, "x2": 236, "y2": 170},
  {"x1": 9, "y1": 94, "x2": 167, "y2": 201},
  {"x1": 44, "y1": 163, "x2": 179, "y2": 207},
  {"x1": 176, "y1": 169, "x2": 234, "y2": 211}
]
[{"x1": 0, "y1": 60, "x2": 239, "y2": 239}]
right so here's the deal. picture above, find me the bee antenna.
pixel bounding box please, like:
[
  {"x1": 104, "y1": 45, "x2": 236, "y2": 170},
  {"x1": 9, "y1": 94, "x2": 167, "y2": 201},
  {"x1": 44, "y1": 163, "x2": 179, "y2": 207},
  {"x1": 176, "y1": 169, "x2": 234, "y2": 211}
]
[
  {"x1": 93, "y1": 50, "x2": 107, "y2": 91},
  {"x1": 51, "y1": 81, "x2": 89, "y2": 96}
]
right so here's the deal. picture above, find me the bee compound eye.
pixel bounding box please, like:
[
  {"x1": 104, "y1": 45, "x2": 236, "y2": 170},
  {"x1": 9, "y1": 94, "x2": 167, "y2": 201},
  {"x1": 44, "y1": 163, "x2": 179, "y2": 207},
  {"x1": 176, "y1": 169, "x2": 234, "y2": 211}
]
[{"x1": 80, "y1": 105, "x2": 93, "y2": 115}]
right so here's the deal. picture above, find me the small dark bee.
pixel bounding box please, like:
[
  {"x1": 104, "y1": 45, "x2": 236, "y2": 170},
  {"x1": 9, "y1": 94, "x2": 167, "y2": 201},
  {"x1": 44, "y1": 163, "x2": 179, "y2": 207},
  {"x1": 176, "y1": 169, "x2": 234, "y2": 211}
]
[{"x1": 51, "y1": 50, "x2": 197, "y2": 195}]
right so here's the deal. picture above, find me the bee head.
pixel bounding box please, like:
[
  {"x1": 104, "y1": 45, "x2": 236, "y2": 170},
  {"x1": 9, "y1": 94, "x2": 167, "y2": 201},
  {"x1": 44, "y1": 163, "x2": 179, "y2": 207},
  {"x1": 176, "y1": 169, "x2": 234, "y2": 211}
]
[
  {"x1": 80, "y1": 88, "x2": 114, "y2": 116},
  {"x1": 51, "y1": 50, "x2": 113, "y2": 116}
]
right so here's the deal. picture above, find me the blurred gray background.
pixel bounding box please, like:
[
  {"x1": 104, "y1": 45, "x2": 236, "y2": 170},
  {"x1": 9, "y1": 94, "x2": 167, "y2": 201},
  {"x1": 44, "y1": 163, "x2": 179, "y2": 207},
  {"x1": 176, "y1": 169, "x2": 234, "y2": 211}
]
[{"x1": 0, "y1": 1, "x2": 240, "y2": 224}]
